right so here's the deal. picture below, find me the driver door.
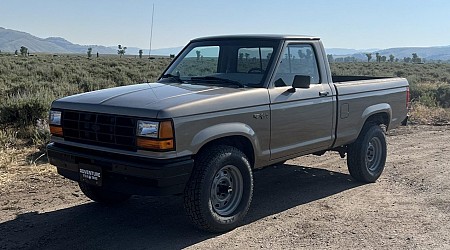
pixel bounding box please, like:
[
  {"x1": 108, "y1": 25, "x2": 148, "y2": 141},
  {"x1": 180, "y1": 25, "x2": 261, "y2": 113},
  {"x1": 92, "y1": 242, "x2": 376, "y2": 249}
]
[{"x1": 269, "y1": 43, "x2": 334, "y2": 160}]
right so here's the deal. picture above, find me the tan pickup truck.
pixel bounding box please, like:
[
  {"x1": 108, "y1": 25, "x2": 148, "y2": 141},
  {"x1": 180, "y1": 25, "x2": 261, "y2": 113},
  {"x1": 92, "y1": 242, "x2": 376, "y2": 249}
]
[{"x1": 47, "y1": 35, "x2": 409, "y2": 232}]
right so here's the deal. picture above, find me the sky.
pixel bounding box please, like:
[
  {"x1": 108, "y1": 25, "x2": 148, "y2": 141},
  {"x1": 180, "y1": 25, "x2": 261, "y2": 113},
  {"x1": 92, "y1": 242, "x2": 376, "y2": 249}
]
[{"x1": 1, "y1": 0, "x2": 449, "y2": 50}]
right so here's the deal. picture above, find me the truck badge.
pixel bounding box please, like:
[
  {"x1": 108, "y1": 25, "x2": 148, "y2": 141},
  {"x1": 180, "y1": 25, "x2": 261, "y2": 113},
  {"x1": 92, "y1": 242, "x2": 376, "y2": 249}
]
[{"x1": 253, "y1": 113, "x2": 269, "y2": 119}]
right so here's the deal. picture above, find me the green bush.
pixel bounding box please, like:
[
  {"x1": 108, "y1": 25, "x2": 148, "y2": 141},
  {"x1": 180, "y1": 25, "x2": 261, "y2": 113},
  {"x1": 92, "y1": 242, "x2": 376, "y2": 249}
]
[
  {"x1": 0, "y1": 54, "x2": 171, "y2": 148},
  {"x1": 0, "y1": 92, "x2": 54, "y2": 127},
  {"x1": 1, "y1": 56, "x2": 450, "y2": 147},
  {"x1": 436, "y1": 84, "x2": 450, "y2": 108}
]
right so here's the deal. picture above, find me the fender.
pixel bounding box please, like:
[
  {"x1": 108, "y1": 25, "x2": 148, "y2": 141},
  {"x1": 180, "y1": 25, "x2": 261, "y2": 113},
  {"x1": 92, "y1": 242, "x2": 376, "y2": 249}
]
[
  {"x1": 190, "y1": 122, "x2": 260, "y2": 156},
  {"x1": 359, "y1": 103, "x2": 391, "y2": 130}
]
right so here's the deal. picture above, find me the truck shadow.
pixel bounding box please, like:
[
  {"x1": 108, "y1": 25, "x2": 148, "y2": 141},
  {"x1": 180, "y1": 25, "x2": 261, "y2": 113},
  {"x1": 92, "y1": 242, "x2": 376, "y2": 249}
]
[{"x1": 0, "y1": 164, "x2": 362, "y2": 249}]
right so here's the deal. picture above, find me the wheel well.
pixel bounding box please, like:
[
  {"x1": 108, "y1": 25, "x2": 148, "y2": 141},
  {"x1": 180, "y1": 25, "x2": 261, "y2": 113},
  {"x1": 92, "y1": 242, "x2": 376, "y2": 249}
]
[
  {"x1": 196, "y1": 136, "x2": 255, "y2": 168},
  {"x1": 364, "y1": 112, "x2": 389, "y2": 130}
]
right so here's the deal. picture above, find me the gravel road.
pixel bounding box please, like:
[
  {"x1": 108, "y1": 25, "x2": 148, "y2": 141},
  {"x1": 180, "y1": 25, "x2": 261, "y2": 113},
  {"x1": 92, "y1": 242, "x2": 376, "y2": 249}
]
[{"x1": 1, "y1": 125, "x2": 449, "y2": 249}]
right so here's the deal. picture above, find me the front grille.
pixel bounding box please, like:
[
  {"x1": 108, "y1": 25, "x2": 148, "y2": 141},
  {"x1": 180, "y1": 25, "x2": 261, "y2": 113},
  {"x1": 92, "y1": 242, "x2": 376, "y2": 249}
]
[{"x1": 62, "y1": 110, "x2": 137, "y2": 151}]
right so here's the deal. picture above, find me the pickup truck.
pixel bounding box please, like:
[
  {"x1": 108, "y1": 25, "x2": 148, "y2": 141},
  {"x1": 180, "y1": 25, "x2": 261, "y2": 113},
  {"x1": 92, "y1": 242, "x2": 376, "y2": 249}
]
[{"x1": 47, "y1": 35, "x2": 409, "y2": 232}]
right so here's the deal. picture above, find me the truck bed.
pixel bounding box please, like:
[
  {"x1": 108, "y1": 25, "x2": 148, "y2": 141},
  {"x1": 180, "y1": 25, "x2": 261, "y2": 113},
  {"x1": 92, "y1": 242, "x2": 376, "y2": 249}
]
[
  {"x1": 331, "y1": 76, "x2": 409, "y2": 147},
  {"x1": 332, "y1": 75, "x2": 394, "y2": 83}
]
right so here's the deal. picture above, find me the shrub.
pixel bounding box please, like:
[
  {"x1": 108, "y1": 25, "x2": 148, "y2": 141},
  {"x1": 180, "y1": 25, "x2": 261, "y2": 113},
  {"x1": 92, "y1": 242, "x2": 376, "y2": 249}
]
[
  {"x1": 0, "y1": 54, "x2": 171, "y2": 147},
  {"x1": 436, "y1": 84, "x2": 450, "y2": 108},
  {"x1": 409, "y1": 102, "x2": 450, "y2": 125},
  {"x1": 0, "y1": 92, "x2": 54, "y2": 127},
  {"x1": 2, "y1": 56, "x2": 450, "y2": 147}
]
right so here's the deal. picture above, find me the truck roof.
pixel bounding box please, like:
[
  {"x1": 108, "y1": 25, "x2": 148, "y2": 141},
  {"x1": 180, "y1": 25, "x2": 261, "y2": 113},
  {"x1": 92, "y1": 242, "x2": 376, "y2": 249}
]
[{"x1": 191, "y1": 34, "x2": 320, "y2": 42}]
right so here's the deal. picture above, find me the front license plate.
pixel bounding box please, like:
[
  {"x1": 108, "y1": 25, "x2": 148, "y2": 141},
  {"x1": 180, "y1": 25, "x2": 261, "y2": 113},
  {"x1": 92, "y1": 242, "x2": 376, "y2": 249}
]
[{"x1": 79, "y1": 164, "x2": 102, "y2": 186}]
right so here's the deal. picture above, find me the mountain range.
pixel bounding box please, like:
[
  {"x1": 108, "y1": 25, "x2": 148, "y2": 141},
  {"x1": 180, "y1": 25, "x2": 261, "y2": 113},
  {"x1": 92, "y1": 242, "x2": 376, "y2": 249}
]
[
  {"x1": 1, "y1": 27, "x2": 450, "y2": 60},
  {"x1": 0, "y1": 27, "x2": 182, "y2": 56},
  {"x1": 327, "y1": 46, "x2": 450, "y2": 61}
]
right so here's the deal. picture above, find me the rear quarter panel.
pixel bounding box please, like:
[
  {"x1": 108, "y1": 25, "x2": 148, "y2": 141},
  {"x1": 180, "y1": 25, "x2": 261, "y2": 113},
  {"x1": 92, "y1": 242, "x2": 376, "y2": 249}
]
[{"x1": 333, "y1": 78, "x2": 409, "y2": 147}]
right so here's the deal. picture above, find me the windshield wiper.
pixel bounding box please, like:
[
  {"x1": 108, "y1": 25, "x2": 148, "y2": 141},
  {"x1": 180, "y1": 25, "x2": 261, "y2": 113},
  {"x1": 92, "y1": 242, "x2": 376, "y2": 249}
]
[
  {"x1": 190, "y1": 76, "x2": 245, "y2": 88},
  {"x1": 160, "y1": 74, "x2": 183, "y2": 83}
]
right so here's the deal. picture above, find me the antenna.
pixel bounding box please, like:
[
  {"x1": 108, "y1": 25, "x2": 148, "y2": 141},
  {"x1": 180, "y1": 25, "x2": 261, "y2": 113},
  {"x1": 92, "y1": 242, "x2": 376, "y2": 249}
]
[{"x1": 148, "y1": 3, "x2": 155, "y2": 59}]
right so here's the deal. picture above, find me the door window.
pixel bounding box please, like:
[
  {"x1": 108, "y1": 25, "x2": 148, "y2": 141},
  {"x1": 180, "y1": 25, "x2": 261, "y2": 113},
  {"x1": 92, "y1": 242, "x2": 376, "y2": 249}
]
[{"x1": 273, "y1": 44, "x2": 320, "y2": 87}]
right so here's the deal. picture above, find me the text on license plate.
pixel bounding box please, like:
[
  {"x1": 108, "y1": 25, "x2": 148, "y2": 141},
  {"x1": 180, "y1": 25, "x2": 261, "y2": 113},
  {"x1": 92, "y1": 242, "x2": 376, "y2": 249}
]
[{"x1": 80, "y1": 168, "x2": 101, "y2": 181}]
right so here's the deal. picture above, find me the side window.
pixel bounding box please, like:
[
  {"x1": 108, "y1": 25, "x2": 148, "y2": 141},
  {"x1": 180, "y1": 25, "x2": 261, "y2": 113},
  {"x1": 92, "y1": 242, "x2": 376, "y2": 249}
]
[
  {"x1": 273, "y1": 44, "x2": 320, "y2": 87},
  {"x1": 237, "y1": 47, "x2": 273, "y2": 73}
]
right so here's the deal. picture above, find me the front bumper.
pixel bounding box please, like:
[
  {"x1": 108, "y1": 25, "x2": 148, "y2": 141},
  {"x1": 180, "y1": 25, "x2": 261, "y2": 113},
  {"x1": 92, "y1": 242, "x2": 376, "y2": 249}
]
[{"x1": 47, "y1": 142, "x2": 194, "y2": 196}]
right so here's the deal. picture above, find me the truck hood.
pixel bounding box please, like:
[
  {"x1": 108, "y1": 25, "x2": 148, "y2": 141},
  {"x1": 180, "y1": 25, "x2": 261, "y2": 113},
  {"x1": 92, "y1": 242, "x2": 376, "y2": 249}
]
[{"x1": 52, "y1": 82, "x2": 269, "y2": 118}]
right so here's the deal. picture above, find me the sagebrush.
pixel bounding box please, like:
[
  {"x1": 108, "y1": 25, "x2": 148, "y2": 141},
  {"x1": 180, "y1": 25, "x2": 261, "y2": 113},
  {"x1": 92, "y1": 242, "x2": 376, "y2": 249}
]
[
  {"x1": 0, "y1": 54, "x2": 171, "y2": 147},
  {"x1": 1, "y1": 53, "x2": 449, "y2": 148}
]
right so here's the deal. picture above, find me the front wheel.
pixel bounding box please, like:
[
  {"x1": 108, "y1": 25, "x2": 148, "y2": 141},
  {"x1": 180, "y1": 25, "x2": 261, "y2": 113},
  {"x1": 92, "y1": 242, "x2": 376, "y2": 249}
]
[
  {"x1": 347, "y1": 125, "x2": 387, "y2": 183},
  {"x1": 183, "y1": 145, "x2": 253, "y2": 232}
]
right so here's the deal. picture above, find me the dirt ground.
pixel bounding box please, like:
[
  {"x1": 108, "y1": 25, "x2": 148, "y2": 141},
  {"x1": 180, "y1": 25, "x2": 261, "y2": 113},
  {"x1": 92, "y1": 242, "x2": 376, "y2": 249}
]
[{"x1": 0, "y1": 125, "x2": 449, "y2": 249}]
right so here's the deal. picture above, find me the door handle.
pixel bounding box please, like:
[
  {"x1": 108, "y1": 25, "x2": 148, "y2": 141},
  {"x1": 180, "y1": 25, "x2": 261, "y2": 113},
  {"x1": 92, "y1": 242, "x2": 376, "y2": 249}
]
[{"x1": 319, "y1": 91, "x2": 329, "y2": 97}]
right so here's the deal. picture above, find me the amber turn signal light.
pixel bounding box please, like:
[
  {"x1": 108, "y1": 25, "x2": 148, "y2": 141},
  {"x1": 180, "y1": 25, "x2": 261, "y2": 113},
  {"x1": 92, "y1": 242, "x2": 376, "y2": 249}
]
[
  {"x1": 159, "y1": 121, "x2": 174, "y2": 139},
  {"x1": 49, "y1": 125, "x2": 63, "y2": 136},
  {"x1": 137, "y1": 137, "x2": 174, "y2": 151}
]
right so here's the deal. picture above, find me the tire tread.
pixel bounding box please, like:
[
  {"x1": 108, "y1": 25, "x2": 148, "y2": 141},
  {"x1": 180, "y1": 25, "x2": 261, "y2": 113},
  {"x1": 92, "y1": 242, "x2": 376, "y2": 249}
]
[
  {"x1": 347, "y1": 124, "x2": 386, "y2": 183},
  {"x1": 183, "y1": 145, "x2": 252, "y2": 232}
]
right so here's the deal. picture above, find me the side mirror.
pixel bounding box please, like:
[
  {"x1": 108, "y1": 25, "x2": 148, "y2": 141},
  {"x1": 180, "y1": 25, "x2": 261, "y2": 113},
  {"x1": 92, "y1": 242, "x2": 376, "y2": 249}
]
[{"x1": 292, "y1": 75, "x2": 311, "y2": 89}]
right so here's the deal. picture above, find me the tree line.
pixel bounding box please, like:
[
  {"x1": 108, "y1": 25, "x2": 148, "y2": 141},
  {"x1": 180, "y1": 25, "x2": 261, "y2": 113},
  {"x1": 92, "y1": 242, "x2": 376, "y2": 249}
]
[
  {"x1": 3, "y1": 46, "x2": 425, "y2": 64},
  {"x1": 327, "y1": 53, "x2": 424, "y2": 63},
  {"x1": 7, "y1": 45, "x2": 144, "y2": 59},
  {"x1": 9, "y1": 46, "x2": 30, "y2": 56},
  {"x1": 87, "y1": 45, "x2": 145, "y2": 59}
]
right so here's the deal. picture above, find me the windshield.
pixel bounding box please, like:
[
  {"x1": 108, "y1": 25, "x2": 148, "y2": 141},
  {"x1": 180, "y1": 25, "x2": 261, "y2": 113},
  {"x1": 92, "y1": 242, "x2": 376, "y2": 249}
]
[{"x1": 160, "y1": 40, "x2": 280, "y2": 88}]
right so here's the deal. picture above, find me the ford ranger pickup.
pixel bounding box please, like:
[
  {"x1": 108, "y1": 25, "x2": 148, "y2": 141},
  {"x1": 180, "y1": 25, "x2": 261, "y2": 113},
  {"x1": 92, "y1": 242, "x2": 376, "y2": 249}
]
[{"x1": 47, "y1": 35, "x2": 409, "y2": 232}]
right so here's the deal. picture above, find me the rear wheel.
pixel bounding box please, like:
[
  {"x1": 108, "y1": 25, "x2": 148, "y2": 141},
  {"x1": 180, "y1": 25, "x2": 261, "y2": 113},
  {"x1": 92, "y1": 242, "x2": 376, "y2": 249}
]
[
  {"x1": 79, "y1": 182, "x2": 131, "y2": 204},
  {"x1": 347, "y1": 124, "x2": 387, "y2": 183},
  {"x1": 183, "y1": 145, "x2": 253, "y2": 232}
]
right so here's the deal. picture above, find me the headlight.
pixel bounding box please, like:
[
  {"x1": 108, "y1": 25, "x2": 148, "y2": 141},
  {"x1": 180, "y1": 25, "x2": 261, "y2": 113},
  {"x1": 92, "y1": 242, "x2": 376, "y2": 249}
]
[
  {"x1": 137, "y1": 120, "x2": 159, "y2": 138},
  {"x1": 136, "y1": 120, "x2": 175, "y2": 151},
  {"x1": 49, "y1": 110, "x2": 63, "y2": 136},
  {"x1": 49, "y1": 110, "x2": 62, "y2": 126}
]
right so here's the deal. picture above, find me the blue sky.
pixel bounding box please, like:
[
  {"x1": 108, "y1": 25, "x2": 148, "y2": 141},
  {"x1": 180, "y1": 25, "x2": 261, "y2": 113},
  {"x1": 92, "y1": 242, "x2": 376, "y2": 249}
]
[{"x1": 1, "y1": 0, "x2": 449, "y2": 49}]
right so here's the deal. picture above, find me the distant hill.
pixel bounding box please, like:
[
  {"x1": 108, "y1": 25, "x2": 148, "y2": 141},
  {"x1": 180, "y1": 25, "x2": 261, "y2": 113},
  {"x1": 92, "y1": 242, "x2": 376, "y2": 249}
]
[
  {"x1": 0, "y1": 27, "x2": 181, "y2": 56},
  {"x1": 325, "y1": 48, "x2": 379, "y2": 55},
  {"x1": 1, "y1": 27, "x2": 450, "y2": 60},
  {"x1": 0, "y1": 27, "x2": 116, "y2": 54},
  {"x1": 326, "y1": 46, "x2": 450, "y2": 61},
  {"x1": 373, "y1": 46, "x2": 450, "y2": 61},
  {"x1": 43, "y1": 37, "x2": 116, "y2": 54}
]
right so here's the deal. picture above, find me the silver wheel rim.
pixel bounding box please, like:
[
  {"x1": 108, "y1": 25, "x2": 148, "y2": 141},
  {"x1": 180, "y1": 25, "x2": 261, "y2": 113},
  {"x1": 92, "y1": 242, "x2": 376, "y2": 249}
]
[
  {"x1": 210, "y1": 165, "x2": 243, "y2": 216},
  {"x1": 366, "y1": 137, "x2": 383, "y2": 172}
]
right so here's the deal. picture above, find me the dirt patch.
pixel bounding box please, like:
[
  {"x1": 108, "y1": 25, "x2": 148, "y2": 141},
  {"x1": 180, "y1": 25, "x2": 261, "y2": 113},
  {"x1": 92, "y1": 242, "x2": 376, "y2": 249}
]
[{"x1": 1, "y1": 125, "x2": 449, "y2": 249}]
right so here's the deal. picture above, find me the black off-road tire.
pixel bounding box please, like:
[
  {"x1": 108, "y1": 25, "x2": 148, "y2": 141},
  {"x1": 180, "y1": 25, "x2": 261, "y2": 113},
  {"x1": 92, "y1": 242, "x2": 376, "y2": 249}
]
[
  {"x1": 347, "y1": 124, "x2": 387, "y2": 183},
  {"x1": 79, "y1": 182, "x2": 131, "y2": 204},
  {"x1": 183, "y1": 145, "x2": 253, "y2": 233}
]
